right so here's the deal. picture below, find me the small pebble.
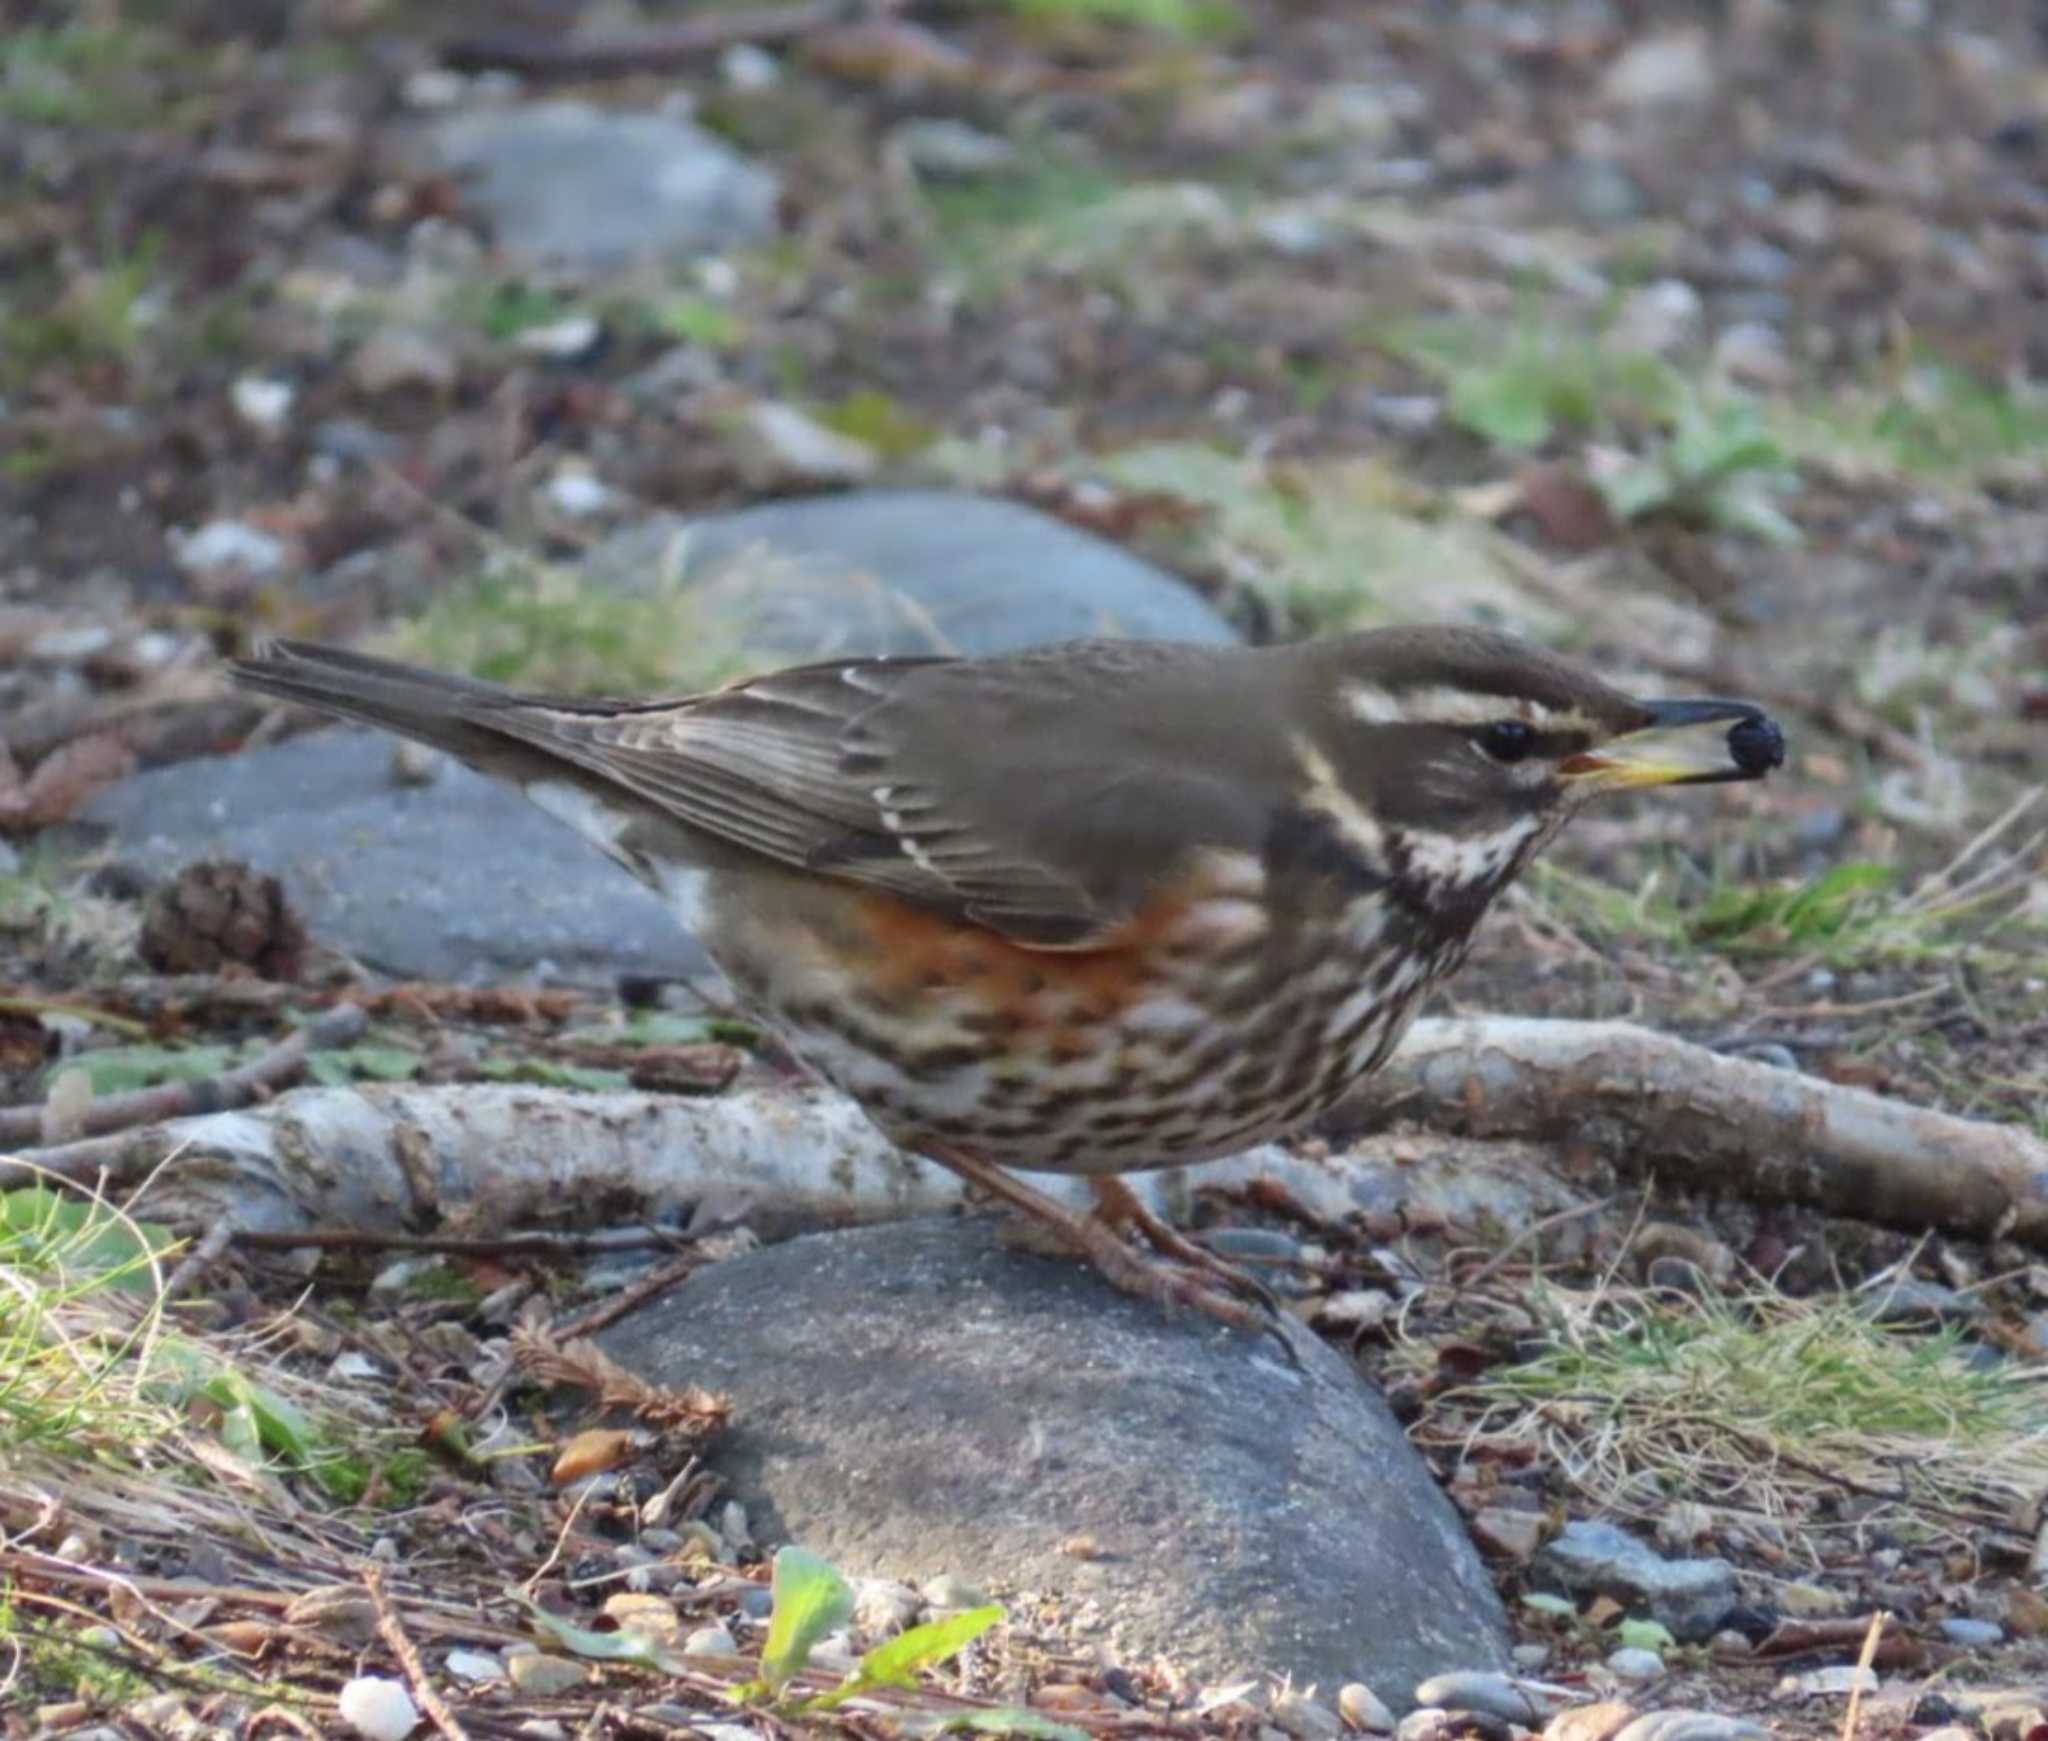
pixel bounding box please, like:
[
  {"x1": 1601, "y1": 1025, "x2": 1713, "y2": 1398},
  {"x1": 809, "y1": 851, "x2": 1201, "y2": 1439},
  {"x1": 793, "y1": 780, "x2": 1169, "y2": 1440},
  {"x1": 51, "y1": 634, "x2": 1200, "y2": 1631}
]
[
  {"x1": 1544, "y1": 1703, "x2": 1637, "y2": 1741},
  {"x1": 738, "y1": 1584, "x2": 773, "y2": 1619},
  {"x1": 1469, "y1": 1507, "x2": 1546, "y2": 1563},
  {"x1": 855, "y1": 1577, "x2": 922, "y2": 1636},
  {"x1": 1612, "y1": 1715, "x2": 1768, "y2": 1741},
  {"x1": 1366, "y1": 394, "x2": 1442, "y2": 436},
  {"x1": 1414, "y1": 1672, "x2": 1537, "y2": 1725},
  {"x1": 507, "y1": 1651, "x2": 586, "y2": 1696},
  {"x1": 1605, "y1": 1647, "x2": 1666, "y2": 1681},
  {"x1": 543, "y1": 467, "x2": 616, "y2": 517},
  {"x1": 720, "y1": 42, "x2": 782, "y2": 89},
  {"x1": 1511, "y1": 1644, "x2": 1551, "y2": 1670},
  {"x1": 390, "y1": 742, "x2": 446, "y2": 787},
  {"x1": 1938, "y1": 1616, "x2": 2003, "y2": 1648},
  {"x1": 1773, "y1": 1665, "x2": 1875, "y2": 1699},
  {"x1": 683, "y1": 1624, "x2": 738, "y2": 1657},
  {"x1": 923, "y1": 1572, "x2": 988, "y2": 1610},
  {"x1": 231, "y1": 374, "x2": 294, "y2": 434},
  {"x1": 1338, "y1": 1682, "x2": 1395, "y2": 1733},
  {"x1": 516, "y1": 314, "x2": 603, "y2": 361},
  {"x1": 444, "y1": 1648, "x2": 504, "y2": 1682},
  {"x1": 807, "y1": 1629, "x2": 858, "y2": 1673},
  {"x1": 171, "y1": 519, "x2": 287, "y2": 581},
  {"x1": 1269, "y1": 1690, "x2": 1344, "y2": 1741},
  {"x1": 403, "y1": 67, "x2": 468, "y2": 108},
  {"x1": 1398, "y1": 1711, "x2": 1509, "y2": 1741},
  {"x1": 720, "y1": 1500, "x2": 754, "y2": 1553},
  {"x1": 338, "y1": 1676, "x2": 419, "y2": 1741}
]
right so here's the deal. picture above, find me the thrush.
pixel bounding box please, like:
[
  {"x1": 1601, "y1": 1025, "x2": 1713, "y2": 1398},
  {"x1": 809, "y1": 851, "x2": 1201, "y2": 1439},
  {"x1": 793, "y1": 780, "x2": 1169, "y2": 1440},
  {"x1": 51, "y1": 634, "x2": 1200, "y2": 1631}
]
[{"x1": 232, "y1": 628, "x2": 1783, "y2": 1328}]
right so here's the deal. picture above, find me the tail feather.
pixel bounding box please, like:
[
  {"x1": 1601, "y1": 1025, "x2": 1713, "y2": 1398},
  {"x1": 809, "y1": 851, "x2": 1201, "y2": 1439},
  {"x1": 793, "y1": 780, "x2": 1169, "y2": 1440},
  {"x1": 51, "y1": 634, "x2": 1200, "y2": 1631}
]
[{"x1": 229, "y1": 640, "x2": 576, "y2": 768}]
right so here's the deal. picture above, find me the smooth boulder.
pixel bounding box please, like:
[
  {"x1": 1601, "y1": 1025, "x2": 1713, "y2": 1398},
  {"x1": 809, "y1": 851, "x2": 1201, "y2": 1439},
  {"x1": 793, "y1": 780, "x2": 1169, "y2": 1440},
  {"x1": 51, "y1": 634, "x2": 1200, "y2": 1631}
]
[{"x1": 598, "y1": 1217, "x2": 1510, "y2": 1702}]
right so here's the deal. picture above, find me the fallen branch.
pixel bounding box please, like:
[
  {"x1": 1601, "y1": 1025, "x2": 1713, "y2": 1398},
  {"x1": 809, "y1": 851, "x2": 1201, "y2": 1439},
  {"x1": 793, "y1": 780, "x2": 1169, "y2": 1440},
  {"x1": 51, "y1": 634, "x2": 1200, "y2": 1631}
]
[
  {"x1": 0, "y1": 1005, "x2": 368, "y2": 1156},
  {"x1": 5, "y1": 1016, "x2": 2041, "y2": 1252},
  {"x1": 0, "y1": 975, "x2": 592, "y2": 1028},
  {"x1": 1344, "y1": 1017, "x2": 2048, "y2": 1244},
  {"x1": 365, "y1": 1563, "x2": 471, "y2": 1741},
  {"x1": 442, "y1": 0, "x2": 851, "y2": 76}
]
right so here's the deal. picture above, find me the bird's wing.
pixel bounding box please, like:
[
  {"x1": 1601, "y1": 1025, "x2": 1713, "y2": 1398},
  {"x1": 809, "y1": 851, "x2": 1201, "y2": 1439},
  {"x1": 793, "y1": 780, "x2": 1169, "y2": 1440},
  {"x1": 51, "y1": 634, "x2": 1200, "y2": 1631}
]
[{"x1": 486, "y1": 644, "x2": 1273, "y2": 949}]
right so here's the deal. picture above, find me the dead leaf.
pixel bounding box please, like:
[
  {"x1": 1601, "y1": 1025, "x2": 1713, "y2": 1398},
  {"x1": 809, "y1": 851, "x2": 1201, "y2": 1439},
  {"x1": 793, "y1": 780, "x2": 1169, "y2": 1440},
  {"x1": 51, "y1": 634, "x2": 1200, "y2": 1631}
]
[
  {"x1": 205, "y1": 1618, "x2": 282, "y2": 1657},
  {"x1": 0, "y1": 733, "x2": 136, "y2": 832},
  {"x1": 514, "y1": 1325, "x2": 730, "y2": 1439},
  {"x1": 2007, "y1": 1586, "x2": 2048, "y2": 1639},
  {"x1": 551, "y1": 1427, "x2": 640, "y2": 1486},
  {"x1": 1516, "y1": 461, "x2": 1617, "y2": 552},
  {"x1": 283, "y1": 1584, "x2": 380, "y2": 1647}
]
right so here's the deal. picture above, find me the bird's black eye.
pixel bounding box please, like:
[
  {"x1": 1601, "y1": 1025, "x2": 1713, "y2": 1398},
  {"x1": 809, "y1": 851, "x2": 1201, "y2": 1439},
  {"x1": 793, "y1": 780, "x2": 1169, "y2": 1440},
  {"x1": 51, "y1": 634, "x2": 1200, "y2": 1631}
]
[{"x1": 1477, "y1": 719, "x2": 1537, "y2": 764}]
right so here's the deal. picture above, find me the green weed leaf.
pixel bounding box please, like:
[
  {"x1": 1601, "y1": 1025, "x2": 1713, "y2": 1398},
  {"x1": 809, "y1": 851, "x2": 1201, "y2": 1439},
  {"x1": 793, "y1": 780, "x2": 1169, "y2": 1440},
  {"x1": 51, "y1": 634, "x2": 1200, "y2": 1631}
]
[
  {"x1": 761, "y1": 1546, "x2": 855, "y2": 1692},
  {"x1": 804, "y1": 1604, "x2": 1005, "y2": 1711}
]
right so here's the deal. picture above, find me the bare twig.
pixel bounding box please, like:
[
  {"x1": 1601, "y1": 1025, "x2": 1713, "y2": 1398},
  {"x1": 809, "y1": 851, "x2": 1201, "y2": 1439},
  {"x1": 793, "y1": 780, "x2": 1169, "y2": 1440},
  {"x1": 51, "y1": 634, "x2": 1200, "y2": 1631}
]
[
  {"x1": 227, "y1": 1226, "x2": 683, "y2": 1256},
  {"x1": 442, "y1": 0, "x2": 851, "y2": 76},
  {"x1": 364, "y1": 1562, "x2": 471, "y2": 1741},
  {"x1": 554, "y1": 1245, "x2": 720, "y2": 1340},
  {"x1": 159, "y1": 1220, "x2": 235, "y2": 1306},
  {"x1": 0, "y1": 1004, "x2": 368, "y2": 1160}
]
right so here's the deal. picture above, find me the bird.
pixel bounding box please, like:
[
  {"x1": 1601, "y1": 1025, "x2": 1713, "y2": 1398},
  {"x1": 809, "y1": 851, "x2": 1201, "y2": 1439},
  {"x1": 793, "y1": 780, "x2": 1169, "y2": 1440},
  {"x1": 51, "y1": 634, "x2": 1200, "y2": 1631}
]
[{"x1": 231, "y1": 628, "x2": 1784, "y2": 1329}]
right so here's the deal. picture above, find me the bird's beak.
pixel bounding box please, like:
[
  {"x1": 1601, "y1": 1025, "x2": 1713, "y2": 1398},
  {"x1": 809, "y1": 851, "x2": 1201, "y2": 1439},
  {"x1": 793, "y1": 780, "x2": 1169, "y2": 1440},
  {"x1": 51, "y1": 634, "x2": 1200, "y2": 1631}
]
[{"x1": 1561, "y1": 699, "x2": 1787, "y2": 790}]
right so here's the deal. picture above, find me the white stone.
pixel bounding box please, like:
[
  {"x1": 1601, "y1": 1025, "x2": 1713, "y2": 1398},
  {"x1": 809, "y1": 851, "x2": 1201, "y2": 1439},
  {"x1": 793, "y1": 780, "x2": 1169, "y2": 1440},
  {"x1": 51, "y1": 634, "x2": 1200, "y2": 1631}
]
[{"x1": 338, "y1": 1676, "x2": 420, "y2": 1741}]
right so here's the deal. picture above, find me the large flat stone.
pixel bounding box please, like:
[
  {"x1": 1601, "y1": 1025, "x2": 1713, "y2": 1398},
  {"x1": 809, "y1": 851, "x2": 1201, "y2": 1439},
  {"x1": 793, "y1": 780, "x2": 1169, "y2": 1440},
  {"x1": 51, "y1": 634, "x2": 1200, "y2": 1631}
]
[
  {"x1": 599, "y1": 1217, "x2": 1509, "y2": 1704},
  {"x1": 594, "y1": 491, "x2": 1240, "y2": 656},
  {"x1": 412, "y1": 100, "x2": 780, "y2": 269},
  {"x1": 79, "y1": 729, "x2": 705, "y2": 988}
]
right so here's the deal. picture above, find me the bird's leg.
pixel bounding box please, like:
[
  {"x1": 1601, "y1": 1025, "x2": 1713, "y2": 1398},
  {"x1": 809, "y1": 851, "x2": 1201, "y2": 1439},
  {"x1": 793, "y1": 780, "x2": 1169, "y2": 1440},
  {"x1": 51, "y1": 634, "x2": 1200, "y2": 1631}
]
[
  {"x1": 1085, "y1": 1177, "x2": 1281, "y2": 1317},
  {"x1": 922, "y1": 1143, "x2": 1268, "y2": 1335}
]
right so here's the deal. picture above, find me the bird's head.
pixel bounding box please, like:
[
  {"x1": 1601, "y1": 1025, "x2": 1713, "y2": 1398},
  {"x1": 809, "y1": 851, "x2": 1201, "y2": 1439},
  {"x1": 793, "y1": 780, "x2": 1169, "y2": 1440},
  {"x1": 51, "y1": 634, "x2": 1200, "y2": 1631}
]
[{"x1": 1279, "y1": 627, "x2": 1784, "y2": 935}]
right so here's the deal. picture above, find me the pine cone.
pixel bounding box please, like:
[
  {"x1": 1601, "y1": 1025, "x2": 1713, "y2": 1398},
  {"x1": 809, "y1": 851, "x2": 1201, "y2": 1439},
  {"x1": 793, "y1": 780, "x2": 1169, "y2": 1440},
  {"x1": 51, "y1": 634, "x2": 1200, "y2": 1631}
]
[{"x1": 139, "y1": 860, "x2": 308, "y2": 980}]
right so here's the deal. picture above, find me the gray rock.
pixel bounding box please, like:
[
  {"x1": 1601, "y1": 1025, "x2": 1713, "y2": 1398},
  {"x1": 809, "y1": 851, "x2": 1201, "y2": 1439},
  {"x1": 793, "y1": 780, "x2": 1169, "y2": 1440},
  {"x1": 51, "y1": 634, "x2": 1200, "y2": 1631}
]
[
  {"x1": 1858, "y1": 1276, "x2": 1980, "y2": 1326},
  {"x1": 1720, "y1": 239, "x2": 1794, "y2": 287},
  {"x1": 682, "y1": 1624, "x2": 738, "y2": 1657},
  {"x1": 1340, "y1": 1683, "x2": 1397, "y2": 1733},
  {"x1": 412, "y1": 100, "x2": 779, "y2": 268},
  {"x1": 1605, "y1": 1645, "x2": 1666, "y2": 1680},
  {"x1": 1531, "y1": 1521, "x2": 1737, "y2": 1643},
  {"x1": 1599, "y1": 30, "x2": 1715, "y2": 109},
  {"x1": 596, "y1": 1218, "x2": 1508, "y2": 1702},
  {"x1": 1554, "y1": 158, "x2": 1647, "y2": 227},
  {"x1": 1413, "y1": 1672, "x2": 1535, "y2": 1723},
  {"x1": 1938, "y1": 1617, "x2": 2002, "y2": 1648},
  {"x1": 594, "y1": 491, "x2": 1238, "y2": 658},
  {"x1": 892, "y1": 118, "x2": 1020, "y2": 180},
  {"x1": 1269, "y1": 1691, "x2": 1344, "y2": 1741},
  {"x1": 77, "y1": 728, "x2": 711, "y2": 987}
]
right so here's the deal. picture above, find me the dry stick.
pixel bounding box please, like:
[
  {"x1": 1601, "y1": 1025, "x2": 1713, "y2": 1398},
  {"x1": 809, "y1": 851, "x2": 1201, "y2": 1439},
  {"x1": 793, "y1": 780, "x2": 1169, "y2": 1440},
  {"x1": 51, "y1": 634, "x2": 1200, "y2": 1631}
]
[
  {"x1": 364, "y1": 1562, "x2": 471, "y2": 1741},
  {"x1": 159, "y1": 1220, "x2": 234, "y2": 1306},
  {"x1": 228, "y1": 1227, "x2": 682, "y2": 1257},
  {"x1": 442, "y1": 0, "x2": 852, "y2": 75},
  {"x1": 554, "y1": 1248, "x2": 707, "y2": 1340},
  {"x1": 0, "y1": 1004, "x2": 368, "y2": 1155}
]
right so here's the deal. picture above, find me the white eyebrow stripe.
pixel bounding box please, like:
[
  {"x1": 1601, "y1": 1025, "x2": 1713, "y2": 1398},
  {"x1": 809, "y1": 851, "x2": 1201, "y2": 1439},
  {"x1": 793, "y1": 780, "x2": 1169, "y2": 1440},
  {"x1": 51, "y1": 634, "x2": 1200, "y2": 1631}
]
[
  {"x1": 1292, "y1": 736, "x2": 1387, "y2": 860},
  {"x1": 1340, "y1": 682, "x2": 1601, "y2": 735}
]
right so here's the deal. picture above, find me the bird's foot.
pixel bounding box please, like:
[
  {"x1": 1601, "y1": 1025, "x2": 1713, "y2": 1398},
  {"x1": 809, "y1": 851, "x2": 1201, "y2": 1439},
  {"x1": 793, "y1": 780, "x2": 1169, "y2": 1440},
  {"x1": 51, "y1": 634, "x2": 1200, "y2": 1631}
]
[
  {"x1": 1085, "y1": 1176, "x2": 1283, "y2": 1320},
  {"x1": 925, "y1": 1144, "x2": 1276, "y2": 1339}
]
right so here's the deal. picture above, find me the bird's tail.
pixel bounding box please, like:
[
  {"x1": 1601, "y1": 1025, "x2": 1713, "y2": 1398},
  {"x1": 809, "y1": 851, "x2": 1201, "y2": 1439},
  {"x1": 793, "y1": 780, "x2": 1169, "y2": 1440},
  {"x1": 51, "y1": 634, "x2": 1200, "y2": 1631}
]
[{"x1": 228, "y1": 639, "x2": 646, "y2": 768}]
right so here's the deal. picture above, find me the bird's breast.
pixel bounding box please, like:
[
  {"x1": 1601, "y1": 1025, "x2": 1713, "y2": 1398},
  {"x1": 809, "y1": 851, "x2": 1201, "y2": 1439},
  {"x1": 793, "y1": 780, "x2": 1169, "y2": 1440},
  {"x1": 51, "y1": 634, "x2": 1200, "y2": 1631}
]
[{"x1": 697, "y1": 861, "x2": 1455, "y2": 1175}]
